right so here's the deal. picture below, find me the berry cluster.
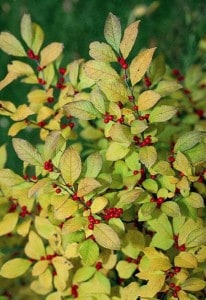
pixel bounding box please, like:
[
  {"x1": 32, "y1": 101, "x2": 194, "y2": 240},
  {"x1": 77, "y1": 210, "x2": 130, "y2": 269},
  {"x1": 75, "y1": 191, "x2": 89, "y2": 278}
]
[
  {"x1": 150, "y1": 196, "x2": 165, "y2": 208},
  {"x1": 144, "y1": 76, "x2": 151, "y2": 87},
  {"x1": 71, "y1": 284, "x2": 78, "y2": 298},
  {"x1": 172, "y1": 69, "x2": 184, "y2": 82},
  {"x1": 44, "y1": 159, "x2": 54, "y2": 172},
  {"x1": 37, "y1": 120, "x2": 47, "y2": 127},
  {"x1": 87, "y1": 215, "x2": 100, "y2": 230},
  {"x1": 139, "y1": 113, "x2": 150, "y2": 121},
  {"x1": 40, "y1": 253, "x2": 57, "y2": 261},
  {"x1": 52, "y1": 183, "x2": 61, "y2": 194},
  {"x1": 27, "y1": 49, "x2": 39, "y2": 61},
  {"x1": 133, "y1": 135, "x2": 152, "y2": 147},
  {"x1": 56, "y1": 67, "x2": 66, "y2": 89},
  {"x1": 169, "y1": 283, "x2": 181, "y2": 298},
  {"x1": 72, "y1": 193, "x2": 80, "y2": 201},
  {"x1": 126, "y1": 255, "x2": 142, "y2": 265},
  {"x1": 103, "y1": 207, "x2": 123, "y2": 220},
  {"x1": 20, "y1": 205, "x2": 30, "y2": 218},
  {"x1": 166, "y1": 266, "x2": 181, "y2": 279},
  {"x1": 104, "y1": 112, "x2": 114, "y2": 124},
  {"x1": 173, "y1": 235, "x2": 186, "y2": 252},
  {"x1": 117, "y1": 56, "x2": 128, "y2": 69}
]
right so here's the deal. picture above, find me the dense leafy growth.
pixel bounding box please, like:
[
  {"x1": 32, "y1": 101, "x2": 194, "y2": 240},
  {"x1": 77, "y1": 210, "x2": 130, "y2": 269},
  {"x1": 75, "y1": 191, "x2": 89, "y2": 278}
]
[{"x1": 0, "y1": 12, "x2": 206, "y2": 300}]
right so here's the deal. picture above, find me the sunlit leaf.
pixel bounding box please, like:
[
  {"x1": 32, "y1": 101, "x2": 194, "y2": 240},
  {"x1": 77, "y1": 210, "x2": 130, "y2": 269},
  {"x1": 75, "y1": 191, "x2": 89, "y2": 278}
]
[
  {"x1": 8, "y1": 60, "x2": 34, "y2": 77},
  {"x1": 106, "y1": 142, "x2": 130, "y2": 161},
  {"x1": 77, "y1": 178, "x2": 101, "y2": 197},
  {"x1": 104, "y1": 12, "x2": 121, "y2": 52},
  {"x1": 120, "y1": 21, "x2": 140, "y2": 59},
  {"x1": 0, "y1": 211, "x2": 19, "y2": 236},
  {"x1": 0, "y1": 72, "x2": 17, "y2": 91},
  {"x1": 93, "y1": 223, "x2": 121, "y2": 250},
  {"x1": 0, "y1": 32, "x2": 26, "y2": 56},
  {"x1": 90, "y1": 87, "x2": 106, "y2": 114},
  {"x1": 31, "y1": 23, "x2": 44, "y2": 53},
  {"x1": 161, "y1": 201, "x2": 181, "y2": 217},
  {"x1": 10, "y1": 104, "x2": 34, "y2": 121},
  {"x1": 73, "y1": 266, "x2": 96, "y2": 283},
  {"x1": 109, "y1": 123, "x2": 131, "y2": 145},
  {"x1": 79, "y1": 239, "x2": 99, "y2": 266},
  {"x1": 98, "y1": 79, "x2": 128, "y2": 103},
  {"x1": 8, "y1": 121, "x2": 27, "y2": 136},
  {"x1": 174, "y1": 131, "x2": 205, "y2": 153},
  {"x1": 25, "y1": 230, "x2": 45, "y2": 260},
  {"x1": 174, "y1": 252, "x2": 198, "y2": 268},
  {"x1": 85, "y1": 152, "x2": 103, "y2": 178},
  {"x1": 21, "y1": 14, "x2": 33, "y2": 47},
  {"x1": 155, "y1": 80, "x2": 182, "y2": 97},
  {"x1": 181, "y1": 278, "x2": 206, "y2": 292},
  {"x1": 91, "y1": 197, "x2": 108, "y2": 214},
  {"x1": 116, "y1": 260, "x2": 137, "y2": 279},
  {"x1": 64, "y1": 100, "x2": 100, "y2": 120},
  {"x1": 149, "y1": 105, "x2": 177, "y2": 123},
  {"x1": 40, "y1": 42, "x2": 64, "y2": 67},
  {"x1": 85, "y1": 60, "x2": 119, "y2": 82},
  {"x1": 0, "y1": 169, "x2": 24, "y2": 186},
  {"x1": 0, "y1": 144, "x2": 7, "y2": 169},
  {"x1": 139, "y1": 146, "x2": 157, "y2": 169},
  {"x1": 35, "y1": 216, "x2": 57, "y2": 239},
  {"x1": 138, "y1": 90, "x2": 160, "y2": 111},
  {"x1": 44, "y1": 131, "x2": 65, "y2": 161},
  {"x1": 0, "y1": 258, "x2": 31, "y2": 278},
  {"x1": 52, "y1": 195, "x2": 78, "y2": 220},
  {"x1": 89, "y1": 41, "x2": 117, "y2": 62}
]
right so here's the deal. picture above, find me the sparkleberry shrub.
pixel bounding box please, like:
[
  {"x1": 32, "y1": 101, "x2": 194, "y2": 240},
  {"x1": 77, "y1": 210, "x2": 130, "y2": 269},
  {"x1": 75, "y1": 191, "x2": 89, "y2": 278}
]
[{"x1": 0, "y1": 13, "x2": 206, "y2": 300}]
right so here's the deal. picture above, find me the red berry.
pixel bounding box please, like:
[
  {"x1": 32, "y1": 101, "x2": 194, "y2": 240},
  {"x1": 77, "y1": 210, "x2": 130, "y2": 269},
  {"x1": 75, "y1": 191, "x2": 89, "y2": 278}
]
[
  {"x1": 133, "y1": 170, "x2": 139, "y2": 175},
  {"x1": 47, "y1": 97, "x2": 54, "y2": 103},
  {"x1": 69, "y1": 122, "x2": 75, "y2": 129},
  {"x1": 169, "y1": 282, "x2": 175, "y2": 289},
  {"x1": 172, "y1": 291, "x2": 178, "y2": 298},
  {"x1": 55, "y1": 188, "x2": 61, "y2": 194},
  {"x1": 174, "y1": 266, "x2": 181, "y2": 273},
  {"x1": 122, "y1": 63, "x2": 128, "y2": 69},
  {"x1": 27, "y1": 49, "x2": 36, "y2": 59},
  {"x1": 88, "y1": 223, "x2": 94, "y2": 230},
  {"x1": 118, "y1": 101, "x2": 123, "y2": 109},
  {"x1": 88, "y1": 215, "x2": 95, "y2": 223},
  {"x1": 133, "y1": 105, "x2": 138, "y2": 111},
  {"x1": 38, "y1": 78, "x2": 46, "y2": 85},
  {"x1": 95, "y1": 261, "x2": 102, "y2": 270},
  {"x1": 179, "y1": 244, "x2": 186, "y2": 252},
  {"x1": 38, "y1": 121, "x2": 46, "y2": 127},
  {"x1": 172, "y1": 69, "x2": 180, "y2": 76},
  {"x1": 59, "y1": 67, "x2": 66, "y2": 75},
  {"x1": 72, "y1": 193, "x2": 79, "y2": 201},
  {"x1": 144, "y1": 76, "x2": 151, "y2": 87}
]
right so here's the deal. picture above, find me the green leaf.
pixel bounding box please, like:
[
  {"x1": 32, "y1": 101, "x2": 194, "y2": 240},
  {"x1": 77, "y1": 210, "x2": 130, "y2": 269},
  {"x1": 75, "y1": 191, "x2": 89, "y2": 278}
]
[
  {"x1": 59, "y1": 147, "x2": 82, "y2": 186},
  {"x1": 120, "y1": 21, "x2": 140, "y2": 59},
  {"x1": 78, "y1": 272, "x2": 110, "y2": 297},
  {"x1": 181, "y1": 278, "x2": 206, "y2": 292},
  {"x1": 64, "y1": 100, "x2": 100, "y2": 120},
  {"x1": 12, "y1": 138, "x2": 42, "y2": 166},
  {"x1": 131, "y1": 120, "x2": 148, "y2": 135},
  {"x1": 106, "y1": 142, "x2": 130, "y2": 161},
  {"x1": 116, "y1": 261, "x2": 137, "y2": 279},
  {"x1": 44, "y1": 131, "x2": 65, "y2": 161},
  {"x1": 138, "y1": 202, "x2": 156, "y2": 221},
  {"x1": 139, "y1": 146, "x2": 157, "y2": 169},
  {"x1": 149, "y1": 54, "x2": 166, "y2": 84},
  {"x1": 79, "y1": 239, "x2": 99, "y2": 266},
  {"x1": 185, "y1": 143, "x2": 206, "y2": 165},
  {"x1": 0, "y1": 212, "x2": 19, "y2": 236},
  {"x1": 174, "y1": 131, "x2": 205, "y2": 153},
  {"x1": 93, "y1": 223, "x2": 121, "y2": 250},
  {"x1": 104, "y1": 13, "x2": 121, "y2": 52},
  {"x1": 73, "y1": 266, "x2": 96, "y2": 283},
  {"x1": 173, "y1": 152, "x2": 192, "y2": 177},
  {"x1": 85, "y1": 153, "x2": 103, "y2": 178},
  {"x1": 21, "y1": 14, "x2": 33, "y2": 47},
  {"x1": 89, "y1": 42, "x2": 117, "y2": 62},
  {"x1": 149, "y1": 105, "x2": 177, "y2": 123},
  {"x1": 161, "y1": 201, "x2": 181, "y2": 217},
  {"x1": 121, "y1": 230, "x2": 145, "y2": 259},
  {"x1": 117, "y1": 189, "x2": 143, "y2": 209},
  {"x1": 98, "y1": 79, "x2": 128, "y2": 103},
  {"x1": 130, "y1": 48, "x2": 156, "y2": 86},
  {"x1": 0, "y1": 169, "x2": 24, "y2": 186},
  {"x1": 0, "y1": 258, "x2": 31, "y2": 278},
  {"x1": 142, "y1": 179, "x2": 158, "y2": 193},
  {"x1": 28, "y1": 178, "x2": 50, "y2": 198},
  {"x1": 155, "y1": 80, "x2": 182, "y2": 97},
  {"x1": 0, "y1": 32, "x2": 26, "y2": 56},
  {"x1": 138, "y1": 90, "x2": 161, "y2": 111},
  {"x1": 152, "y1": 161, "x2": 175, "y2": 176}
]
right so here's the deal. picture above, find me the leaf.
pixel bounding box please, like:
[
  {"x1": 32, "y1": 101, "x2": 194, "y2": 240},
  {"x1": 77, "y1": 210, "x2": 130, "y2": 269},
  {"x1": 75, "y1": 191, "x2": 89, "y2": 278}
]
[
  {"x1": 173, "y1": 152, "x2": 192, "y2": 177},
  {"x1": 121, "y1": 230, "x2": 145, "y2": 259},
  {"x1": 0, "y1": 258, "x2": 31, "y2": 278},
  {"x1": 155, "y1": 80, "x2": 182, "y2": 97},
  {"x1": 185, "y1": 143, "x2": 206, "y2": 165},
  {"x1": 79, "y1": 239, "x2": 99, "y2": 266},
  {"x1": 93, "y1": 223, "x2": 121, "y2": 250},
  {"x1": 0, "y1": 169, "x2": 24, "y2": 186},
  {"x1": 25, "y1": 230, "x2": 45, "y2": 260},
  {"x1": 98, "y1": 79, "x2": 128, "y2": 103},
  {"x1": 139, "y1": 146, "x2": 157, "y2": 169},
  {"x1": 0, "y1": 72, "x2": 18, "y2": 91},
  {"x1": 59, "y1": 147, "x2": 81, "y2": 186},
  {"x1": 131, "y1": 120, "x2": 148, "y2": 135},
  {"x1": 91, "y1": 197, "x2": 108, "y2": 214},
  {"x1": 161, "y1": 202, "x2": 181, "y2": 217},
  {"x1": 44, "y1": 131, "x2": 65, "y2": 161},
  {"x1": 52, "y1": 196, "x2": 78, "y2": 220},
  {"x1": 149, "y1": 105, "x2": 177, "y2": 123},
  {"x1": 116, "y1": 261, "x2": 137, "y2": 279},
  {"x1": 137, "y1": 273, "x2": 165, "y2": 298},
  {"x1": 90, "y1": 87, "x2": 106, "y2": 114},
  {"x1": 31, "y1": 23, "x2": 44, "y2": 54},
  {"x1": 120, "y1": 282, "x2": 140, "y2": 300},
  {"x1": 149, "y1": 54, "x2": 166, "y2": 84},
  {"x1": 78, "y1": 272, "x2": 111, "y2": 296},
  {"x1": 184, "y1": 192, "x2": 204, "y2": 208},
  {"x1": 84, "y1": 60, "x2": 119, "y2": 82},
  {"x1": 106, "y1": 142, "x2": 130, "y2": 161},
  {"x1": 104, "y1": 12, "x2": 121, "y2": 52},
  {"x1": 21, "y1": 14, "x2": 33, "y2": 47},
  {"x1": 10, "y1": 104, "x2": 34, "y2": 121},
  {"x1": 64, "y1": 100, "x2": 100, "y2": 120},
  {"x1": 138, "y1": 90, "x2": 161, "y2": 111},
  {"x1": 8, "y1": 121, "x2": 27, "y2": 136},
  {"x1": 120, "y1": 21, "x2": 140, "y2": 59},
  {"x1": 62, "y1": 217, "x2": 86, "y2": 234},
  {"x1": 35, "y1": 216, "x2": 57, "y2": 240},
  {"x1": 109, "y1": 123, "x2": 131, "y2": 145},
  {"x1": 0, "y1": 212, "x2": 19, "y2": 236},
  {"x1": 12, "y1": 138, "x2": 42, "y2": 166},
  {"x1": 89, "y1": 41, "x2": 117, "y2": 62},
  {"x1": 85, "y1": 152, "x2": 103, "y2": 178},
  {"x1": 32, "y1": 260, "x2": 49, "y2": 277},
  {"x1": 73, "y1": 266, "x2": 96, "y2": 283},
  {"x1": 117, "y1": 189, "x2": 142, "y2": 209},
  {"x1": 0, "y1": 144, "x2": 7, "y2": 169},
  {"x1": 174, "y1": 131, "x2": 205, "y2": 153},
  {"x1": 174, "y1": 252, "x2": 198, "y2": 268},
  {"x1": 40, "y1": 42, "x2": 64, "y2": 67},
  {"x1": 77, "y1": 178, "x2": 101, "y2": 197},
  {"x1": 181, "y1": 278, "x2": 206, "y2": 292},
  {"x1": 8, "y1": 60, "x2": 34, "y2": 77},
  {"x1": 0, "y1": 32, "x2": 26, "y2": 56},
  {"x1": 130, "y1": 48, "x2": 156, "y2": 86},
  {"x1": 186, "y1": 227, "x2": 206, "y2": 248}
]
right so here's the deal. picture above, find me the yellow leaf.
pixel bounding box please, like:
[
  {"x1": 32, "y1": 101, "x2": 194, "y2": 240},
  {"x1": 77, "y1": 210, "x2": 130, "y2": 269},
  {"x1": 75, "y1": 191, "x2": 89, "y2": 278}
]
[
  {"x1": 31, "y1": 23, "x2": 44, "y2": 54},
  {"x1": 173, "y1": 152, "x2": 192, "y2": 177},
  {"x1": 35, "y1": 216, "x2": 57, "y2": 240},
  {"x1": 85, "y1": 152, "x2": 103, "y2": 178},
  {"x1": 28, "y1": 89, "x2": 47, "y2": 103},
  {"x1": 91, "y1": 196, "x2": 108, "y2": 214},
  {"x1": 77, "y1": 177, "x2": 101, "y2": 197},
  {"x1": 85, "y1": 60, "x2": 119, "y2": 82},
  {"x1": 120, "y1": 282, "x2": 140, "y2": 300},
  {"x1": 120, "y1": 21, "x2": 140, "y2": 59},
  {"x1": 104, "y1": 12, "x2": 121, "y2": 52},
  {"x1": 89, "y1": 41, "x2": 117, "y2": 62},
  {"x1": 139, "y1": 146, "x2": 157, "y2": 169},
  {"x1": 30, "y1": 270, "x2": 53, "y2": 295},
  {"x1": 8, "y1": 121, "x2": 27, "y2": 136},
  {"x1": 130, "y1": 47, "x2": 156, "y2": 86},
  {"x1": 40, "y1": 42, "x2": 64, "y2": 67},
  {"x1": 0, "y1": 169, "x2": 24, "y2": 186},
  {"x1": 11, "y1": 104, "x2": 34, "y2": 121},
  {"x1": 37, "y1": 106, "x2": 53, "y2": 122},
  {"x1": 0, "y1": 211, "x2": 19, "y2": 236},
  {"x1": 17, "y1": 217, "x2": 32, "y2": 237},
  {"x1": 21, "y1": 14, "x2": 33, "y2": 47},
  {"x1": 0, "y1": 144, "x2": 7, "y2": 169},
  {"x1": 109, "y1": 123, "x2": 132, "y2": 145},
  {"x1": 116, "y1": 261, "x2": 137, "y2": 279},
  {"x1": 53, "y1": 196, "x2": 78, "y2": 220},
  {"x1": 0, "y1": 32, "x2": 26, "y2": 56},
  {"x1": 59, "y1": 147, "x2": 82, "y2": 185},
  {"x1": 64, "y1": 100, "x2": 100, "y2": 120},
  {"x1": 25, "y1": 230, "x2": 45, "y2": 260},
  {"x1": 28, "y1": 178, "x2": 50, "y2": 198},
  {"x1": 0, "y1": 258, "x2": 31, "y2": 278},
  {"x1": 32, "y1": 260, "x2": 49, "y2": 276},
  {"x1": 137, "y1": 273, "x2": 165, "y2": 298},
  {"x1": 181, "y1": 277, "x2": 206, "y2": 292},
  {"x1": 93, "y1": 223, "x2": 121, "y2": 250},
  {"x1": 90, "y1": 87, "x2": 106, "y2": 114},
  {"x1": 138, "y1": 90, "x2": 161, "y2": 111},
  {"x1": 62, "y1": 217, "x2": 86, "y2": 234},
  {"x1": 0, "y1": 72, "x2": 17, "y2": 91},
  {"x1": 8, "y1": 60, "x2": 34, "y2": 77},
  {"x1": 121, "y1": 230, "x2": 145, "y2": 259},
  {"x1": 98, "y1": 79, "x2": 128, "y2": 103},
  {"x1": 174, "y1": 252, "x2": 198, "y2": 268},
  {"x1": 117, "y1": 189, "x2": 143, "y2": 208}
]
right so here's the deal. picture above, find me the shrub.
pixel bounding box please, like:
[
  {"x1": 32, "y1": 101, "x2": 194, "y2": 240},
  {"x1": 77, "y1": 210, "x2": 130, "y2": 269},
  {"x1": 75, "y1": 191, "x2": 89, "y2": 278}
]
[{"x1": 0, "y1": 13, "x2": 206, "y2": 300}]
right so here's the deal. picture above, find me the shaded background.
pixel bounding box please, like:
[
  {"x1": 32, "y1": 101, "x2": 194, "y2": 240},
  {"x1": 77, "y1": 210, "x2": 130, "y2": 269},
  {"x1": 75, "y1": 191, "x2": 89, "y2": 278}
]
[{"x1": 0, "y1": 0, "x2": 206, "y2": 172}]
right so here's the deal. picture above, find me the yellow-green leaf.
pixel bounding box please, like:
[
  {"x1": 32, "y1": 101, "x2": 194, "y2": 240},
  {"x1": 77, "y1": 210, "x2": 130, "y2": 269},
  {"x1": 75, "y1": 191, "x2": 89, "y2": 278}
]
[
  {"x1": 90, "y1": 87, "x2": 106, "y2": 114},
  {"x1": 98, "y1": 79, "x2": 128, "y2": 103},
  {"x1": 0, "y1": 32, "x2": 26, "y2": 56},
  {"x1": 120, "y1": 282, "x2": 140, "y2": 300},
  {"x1": 131, "y1": 120, "x2": 148, "y2": 135},
  {"x1": 174, "y1": 252, "x2": 198, "y2": 268},
  {"x1": 155, "y1": 80, "x2": 182, "y2": 97},
  {"x1": 138, "y1": 90, "x2": 160, "y2": 111},
  {"x1": 62, "y1": 217, "x2": 86, "y2": 234},
  {"x1": 130, "y1": 48, "x2": 156, "y2": 86},
  {"x1": 8, "y1": 121, "x2": 27, "y2": 136},
  {"x1": 8, "y1": 60, "x2": 34, "y2": 77},
  {"x1": 104, "y1": 12, "x2": 121, "y2": 52},
  {"x1": 174, "y1": 131, "x2": 204, "y2": 153},
  {"x1": 161, "y1": 201, "x2": 181, "y2": 217},
  {"x1": 21, "y1": 14, "x2": 33, "y2": 47},
  {"x1": 85, "y1": 152, "x2": 103, "y2": 178},
  {"x1": 79, "y1": 239, "x2": 99, "y2": 266},
  {"x1": 12, "y1": 138, "x2": 43, "y2": 166},
  {"x1": 139, "y1": 146, "x2": 157, "y2": 169},
  {"x1": 35, "y1": 216, "x2": 57, "y2": 240},
  {"x1": 116, "y1": 261, "x2": 137, "y2": 279},
  {"x1": 184, "y1": 192, "x2": 204, "y2": 208},
  {"x1": 0, "y1": 258, "x2": 31, "y2": 278},
  {"x1": 0, "y1": 212, "x2": 19, "y2": 236},
  {"x1": 93, "y1": 223, "x2": 121, "y2": 250},
  {"x1": 25, "y1": 230, "x2": 45, "y2": 260},
  {"x1": 77, "y1": 178, "x2": 101, "y2": 197},
  {"x1": 0, "y1": 72, "x2": 18, "y2": 91},
  {"x1": 10, "y1": 104, "x2": 34, "y2": 121},
  {"x1": 0, "y1": 144, "x2": 7, "y2": 169},
  {"x1": 59, "y1": 147, "x2": 81, "y2": 185},
  {"x1": 173, "y1": 152, "x2": 192, "y2": 177},
  {"x1": 106, "y1": 142, "x2": 130, "y2": 161},
  {"x1": 89, "y1": 41, "x2": 117, "y2": 62},
  {"x1": 53, "y1": 197, "x2": 78, "y2": 220},
  {"x1": 32, "y1": 260, "x2": 49, "y2": 276},
  {"x1": 149, "y1": 105, "x2": 177, "y2": 123},
  {"x1": 85, "y1": 60, "x2": 119, "y2": 82},
  {"x1": 0, "y1": 169, "x2": 24, "y2": 186},
  {"x1": 109, "y1": 123, "x2": 131, "y2": 145},
  {"x1": 44, "y1": 131, "x2": 65, "y2": 161},
  {"x1": 31, "y1": 23, "x2": 44, "y2": 54},
  {"x1": 181, "y1": 278, "x2": 206, "y2": 292},
  {"x1": 73, "y1": 266, "x2": 96, "y2": 283},
  {"x1": 91, "y1": 197, "x2": 108, "y2": 214},
  {"x1": 117, "y1": 189, "x2": 142, "y2": 209},
  {"x1": 40, "y1": 42, "x2": 64, "y2": 67},
  {"x1": 64, "y1": 100, "x2": 100, "y2": 120},
  {"x1": 186, "y1": 227, "x2": 206, "y2": 248},
  {"x1": 120, "y1": 21, "x2": 140, "y2": 59}
]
